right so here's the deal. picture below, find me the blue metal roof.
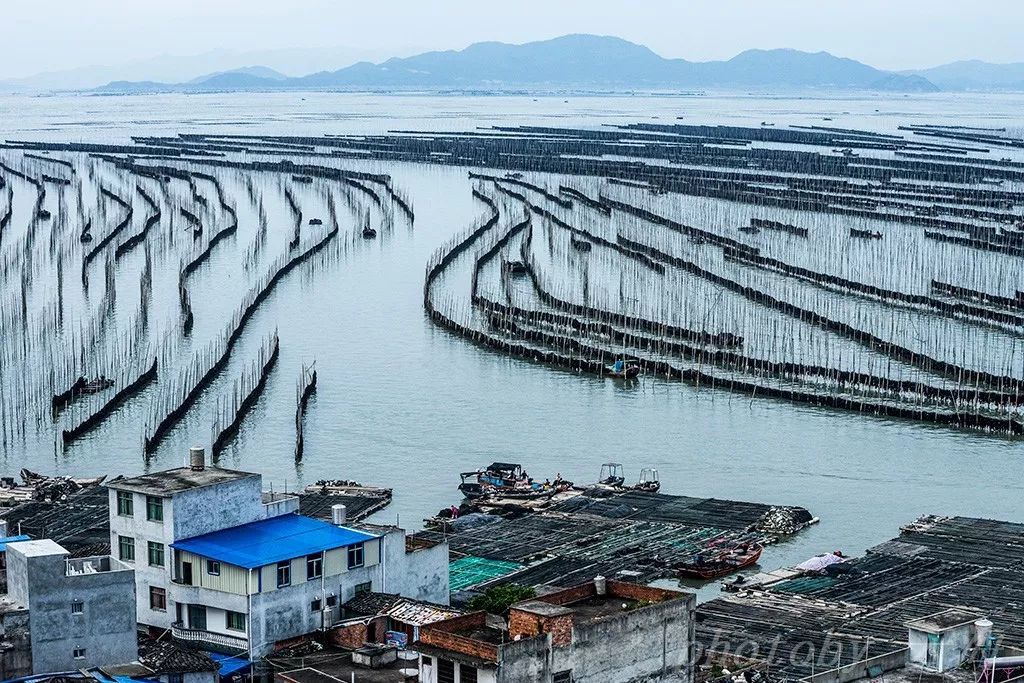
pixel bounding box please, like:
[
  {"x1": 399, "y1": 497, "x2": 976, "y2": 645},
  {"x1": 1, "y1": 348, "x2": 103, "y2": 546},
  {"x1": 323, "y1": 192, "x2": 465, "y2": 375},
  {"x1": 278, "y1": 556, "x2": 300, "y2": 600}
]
[
  {"x1": 209, "y1": 652, "x2": 251, "y2": 676},
  {"x1": 171, "y1": 514, "x2": 378, "y2": 569},
  {"x1": 0, "y1": 535, "x2": 31, "y2": 552}
]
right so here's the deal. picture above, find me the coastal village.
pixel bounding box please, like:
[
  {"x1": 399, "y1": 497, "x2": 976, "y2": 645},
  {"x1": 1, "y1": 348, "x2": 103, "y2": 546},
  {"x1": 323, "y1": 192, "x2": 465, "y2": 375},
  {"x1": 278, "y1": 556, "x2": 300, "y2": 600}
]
[{"x1": 0, "y1": 449, "x2": 1019, "y2": 683}]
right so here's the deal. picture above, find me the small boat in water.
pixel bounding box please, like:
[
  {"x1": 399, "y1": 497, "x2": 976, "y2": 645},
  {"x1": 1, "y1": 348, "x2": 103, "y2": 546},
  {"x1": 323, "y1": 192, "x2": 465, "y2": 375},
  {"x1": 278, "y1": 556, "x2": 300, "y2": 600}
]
[
  {"x1": 678, "y1": 542, "x2": 763, "y2": 580},
  {"x1": 459, "y1": 462, "x2": 571, "y2": 500},
  {"x1": 633, "y1": 468, "x2": 661, "y2": 493},
  {"x1": 362, "y1": 226, "x2": 378, "y2": 239},
  {"x1": 606, "y1": 359, "x2": 639, "y2": 379},
  {"x1": 598, "y1": 462, "x2": 625, "y2": 488},
  {"x1": 504, "y1": 260, "x2": 528, "y2": 276}
]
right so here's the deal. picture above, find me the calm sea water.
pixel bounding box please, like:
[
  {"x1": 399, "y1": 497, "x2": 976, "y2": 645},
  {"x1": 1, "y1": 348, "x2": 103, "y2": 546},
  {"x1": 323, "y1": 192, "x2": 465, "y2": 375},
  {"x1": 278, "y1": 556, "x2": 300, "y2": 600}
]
[{"x1": 1, "y1": 91, "x2": 1022, "y2": 592}]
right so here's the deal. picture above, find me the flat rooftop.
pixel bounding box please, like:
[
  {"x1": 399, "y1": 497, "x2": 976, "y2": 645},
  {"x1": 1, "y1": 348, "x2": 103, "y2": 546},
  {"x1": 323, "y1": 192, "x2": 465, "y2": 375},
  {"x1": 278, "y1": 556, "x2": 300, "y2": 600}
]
[
  {"x1": 563, "y1": 595, "x2": 643, "y2": 622},
  {"x1": 107, "y1": 466, "x2": 258, "y2": 495},
  {"x1": 906, "y1": 608, "x2": 983, "y2": 633},
  {"x1": 172, "y1": 513, "x2": 379, "y2": 569}
]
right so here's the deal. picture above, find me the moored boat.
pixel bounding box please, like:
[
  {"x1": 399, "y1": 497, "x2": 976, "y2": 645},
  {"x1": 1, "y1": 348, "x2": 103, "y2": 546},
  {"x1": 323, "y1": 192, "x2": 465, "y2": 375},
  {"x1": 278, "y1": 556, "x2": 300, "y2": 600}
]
[{"x1": 678, "y1": 542, "x2": 763, "y2": 580}]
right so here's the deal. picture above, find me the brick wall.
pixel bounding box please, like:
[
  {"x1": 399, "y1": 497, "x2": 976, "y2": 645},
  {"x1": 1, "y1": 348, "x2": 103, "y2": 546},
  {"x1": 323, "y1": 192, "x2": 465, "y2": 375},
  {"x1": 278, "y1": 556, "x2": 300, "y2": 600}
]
[
  {"x1": 545, "y1": 613, "x2": 573, "y2": 647},
  {"x1": 418, "y1": 612, "x2": 499, "y2": 662},
  {"x1": 606, "y1": 579, "x2": 681, "y2": 603},
  {"x1": 508, "y1": 609, "x2": 542, "y2": 639}
]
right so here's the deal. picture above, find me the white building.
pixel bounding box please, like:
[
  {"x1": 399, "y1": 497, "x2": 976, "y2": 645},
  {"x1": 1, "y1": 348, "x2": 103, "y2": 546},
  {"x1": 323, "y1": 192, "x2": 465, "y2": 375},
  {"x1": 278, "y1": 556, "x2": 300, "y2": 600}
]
[{"x1": 106, "y1": 447, "x2": 448, "y2": 659}]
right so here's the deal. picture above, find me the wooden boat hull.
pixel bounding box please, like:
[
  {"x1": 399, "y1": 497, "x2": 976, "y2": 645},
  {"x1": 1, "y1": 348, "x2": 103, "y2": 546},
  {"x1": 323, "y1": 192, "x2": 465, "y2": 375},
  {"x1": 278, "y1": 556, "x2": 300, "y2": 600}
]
[{"x1": 678, "y1": 545, "x2": 763, "y2": 580}]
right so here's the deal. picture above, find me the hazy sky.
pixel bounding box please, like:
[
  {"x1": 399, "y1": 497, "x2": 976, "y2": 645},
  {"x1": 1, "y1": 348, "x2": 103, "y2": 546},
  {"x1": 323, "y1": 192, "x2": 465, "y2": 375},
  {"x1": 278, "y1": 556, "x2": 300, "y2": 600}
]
[{"x1": 5, "y1": 0, "x2": 1023, "y2": 79}]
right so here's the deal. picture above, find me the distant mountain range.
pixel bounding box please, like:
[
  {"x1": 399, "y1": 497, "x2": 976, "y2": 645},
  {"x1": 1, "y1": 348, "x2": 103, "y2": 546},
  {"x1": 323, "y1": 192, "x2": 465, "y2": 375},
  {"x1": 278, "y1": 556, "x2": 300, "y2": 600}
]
[{"x1": 9, "y1": 35, "x2": 1024, "y2": 95}]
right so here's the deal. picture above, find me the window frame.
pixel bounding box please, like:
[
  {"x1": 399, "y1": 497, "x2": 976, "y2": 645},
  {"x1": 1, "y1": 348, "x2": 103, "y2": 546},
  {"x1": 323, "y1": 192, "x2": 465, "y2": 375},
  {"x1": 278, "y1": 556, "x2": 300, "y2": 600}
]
[
  {"x1": 354, "y1": 581, "x2": 372, "y2": 595},
  {"x1": 206, "y1": 560, "x2": 220, "y2": 576},
  {"x1": 306, "y1": 553, "x2": 323, "y2": 580},
  {"x1": 553, "y1": 670, "x2": 573, "y2": 683},
  {"x1": 71, "y1": 600, "x2": 84, "y2": 615},
  {"x1": 310, "y1": 598, "x2": 322, "y2": 612},
  {"x1": 73, "y1": 648, "x2": 86, "y2": 660},
  {"x1": 461, "y1": 665, "x2": 479, "y2": 683},
  {"x1": 347, "y1": 543, "x2": 365, "y2": 569},
  {"x1": 149, "y1": 586, "x2": 167, "y2": 612},
  {"x1": 145, "y1": 495, "x2": 164, "y2": 522},
  {"x1": 276, "y1": 560, "x2": 291, "y2": 588},
  {"x1": 118, "y1": 535, "x2": 135, "y2": 562},
  {"x1": 225, "y1": 610, "x2": 246, "y2": 632},
  {"x1": 437, "y1": 658, "x2": 455, "y2": 683},
  {"x1": 116, "y1": 491, "x2": 133, "y2": 517},
  {"x1": 147, "y1": 541, "x2": 165, "y2": 567}
]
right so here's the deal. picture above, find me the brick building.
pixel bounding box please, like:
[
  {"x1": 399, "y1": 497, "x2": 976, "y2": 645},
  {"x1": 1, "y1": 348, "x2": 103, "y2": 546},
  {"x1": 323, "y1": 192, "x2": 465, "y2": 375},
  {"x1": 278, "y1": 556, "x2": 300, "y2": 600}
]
[{"x1": 416, "y1": 577, "x2": 696, "y2": 683}]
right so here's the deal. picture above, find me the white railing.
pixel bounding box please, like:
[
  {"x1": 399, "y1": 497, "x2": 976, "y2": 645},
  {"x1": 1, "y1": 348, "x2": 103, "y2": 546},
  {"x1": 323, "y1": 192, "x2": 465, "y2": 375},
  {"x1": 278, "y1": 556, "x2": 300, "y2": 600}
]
[{"x1": 171, "y1": 621, "x2": 248, "y2": 653}]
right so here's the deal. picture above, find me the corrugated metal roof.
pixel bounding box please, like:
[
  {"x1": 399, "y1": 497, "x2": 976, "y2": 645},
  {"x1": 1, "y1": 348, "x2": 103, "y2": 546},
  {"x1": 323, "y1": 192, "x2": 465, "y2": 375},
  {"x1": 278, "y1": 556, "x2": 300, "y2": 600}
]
[
  {"x1": 385, "y1": 599, "x2": 462, "y2": 626},
  {"x1": 0, "y1": 535, "x2": 31, "y2": 551},
  {"x1": 171, "y1": 514, "x2": 378, "y2": 569}
]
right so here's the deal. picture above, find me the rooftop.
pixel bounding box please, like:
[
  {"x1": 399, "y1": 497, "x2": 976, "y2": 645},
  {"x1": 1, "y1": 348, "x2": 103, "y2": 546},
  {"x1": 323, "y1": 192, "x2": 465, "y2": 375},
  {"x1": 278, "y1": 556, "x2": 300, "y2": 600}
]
[
  {"x1": 559, "y1": 595, "x2": 644, "y2": 623},
  {"x1": 906, "y1": 608, "x2": 984, "y2": 634},
  {"x1": 107, "y1": 466, "x2": 258, "y2": 495},
  {"x1": 6, "y1": 538, "x2": 66, "y2": 557},
  {"x1": 171, "y1": 513, "x2": 379, "y2": 569}
]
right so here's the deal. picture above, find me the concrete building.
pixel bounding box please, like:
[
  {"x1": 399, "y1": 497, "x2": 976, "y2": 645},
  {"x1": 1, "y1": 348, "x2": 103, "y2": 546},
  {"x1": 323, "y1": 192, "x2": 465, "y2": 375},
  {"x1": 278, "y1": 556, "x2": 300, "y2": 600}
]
[
  {"x1": 417, "y1": 578, "x2": 696, "y2": 683},
  {"x1": 4, "y1": 539, "x2": 138, "y2": 675},
  {"x1": 107, "y1": 447, "x2": 448, "y2": 659},
  {"x1": 906, "y1": 609, "x2": 985, "y2": 673}
]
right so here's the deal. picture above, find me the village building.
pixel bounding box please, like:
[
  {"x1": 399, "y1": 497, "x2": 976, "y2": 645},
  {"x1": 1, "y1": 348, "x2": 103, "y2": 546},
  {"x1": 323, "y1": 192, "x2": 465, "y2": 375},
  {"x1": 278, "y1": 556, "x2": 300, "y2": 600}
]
[
  {"x1": 1, "y1": 538, "x2": 138, "y2": 677},
  {"x1": 416, "y1": 577, "x2": 696, "y2": 683},
  {"x1": 105, "y1": 447, "x2": 448, "y2": 659}
]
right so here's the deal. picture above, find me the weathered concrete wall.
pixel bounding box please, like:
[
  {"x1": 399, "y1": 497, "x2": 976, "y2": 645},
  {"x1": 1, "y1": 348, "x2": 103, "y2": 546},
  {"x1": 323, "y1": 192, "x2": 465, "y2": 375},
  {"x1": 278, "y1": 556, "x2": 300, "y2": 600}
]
[
  {"x1": 381, "y1": 530, "x2": 449, "y2": 605},
  {"x1": 554, "y1": 593, "x2": 696, "y2": 683},
  {"x1": 497, "y1": 634, "x2": 554, "y2": 683},
  {"x1": 248, "y1": 558, "x2": 383, "y2": 657},
  {"x1": 171, "y1": 477, "x2": 264, "y2": 540},
  {"x1": 7, "y1": 542, "x2": 138, "y2": 675},
  {"x1": 0, "y1": 607, "x2": 32, "y2": 680},
  {"x1": 799, "y1": 648, "x2": 909, "y2": 683}
]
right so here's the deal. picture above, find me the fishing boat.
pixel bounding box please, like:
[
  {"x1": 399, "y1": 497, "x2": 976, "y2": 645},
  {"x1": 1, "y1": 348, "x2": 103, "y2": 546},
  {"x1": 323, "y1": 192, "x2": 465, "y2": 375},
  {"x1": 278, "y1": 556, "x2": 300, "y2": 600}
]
[
  {"x1": 309, "y1": 218, "x2": 323, "y2": 225},
  {"x1": 458, "y1": 462, "x2": 525, "y2": 499},
  {"x1": 605, "y1": 360, "x2": 640, "y2": 379},
  {"x1": 362, "y1": 226, "x2": 378, "y2": 239},
  {"x1": 598, "y1": 463, "x2": 625, "y2": 488},
  {"x1": 678, "y1": 542, "x2": 763, "y2": 580},
  {"x1": 633, "y1": 468, "x2": 661, "y2": 493}
]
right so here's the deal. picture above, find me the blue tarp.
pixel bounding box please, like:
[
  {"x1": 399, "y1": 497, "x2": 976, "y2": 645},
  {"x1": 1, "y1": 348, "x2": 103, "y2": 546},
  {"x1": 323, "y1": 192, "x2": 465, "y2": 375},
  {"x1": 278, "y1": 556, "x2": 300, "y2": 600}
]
[
  {"x1": 171, "y1": 513, "x2": 378, "y2": 569},
  {"x1": 209, "y1": 652, "x2": 250, "y2": 677},
  {"x1": 0, "y1": 535, "x2": 31, "y2": 551}
]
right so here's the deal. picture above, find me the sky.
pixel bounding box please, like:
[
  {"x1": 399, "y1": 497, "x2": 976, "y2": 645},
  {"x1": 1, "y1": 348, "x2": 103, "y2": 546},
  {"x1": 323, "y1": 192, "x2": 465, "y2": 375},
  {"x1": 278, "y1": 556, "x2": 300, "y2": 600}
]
[{"x1": 3, "y1": 0, "x2": 1023, "y2": 80}]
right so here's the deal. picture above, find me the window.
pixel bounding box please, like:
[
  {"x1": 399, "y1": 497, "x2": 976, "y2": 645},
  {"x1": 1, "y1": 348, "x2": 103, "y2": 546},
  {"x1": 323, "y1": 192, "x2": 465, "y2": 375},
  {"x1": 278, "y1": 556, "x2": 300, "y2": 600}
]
[
  {"x1": 226, "y1": 611, "x2": 246, "y2": 632},
  {"x1": 206, "y1": 560, "x2": 220, "y2": 576},
  {"x1": 421, "y1": 656, "x2": 432, "y2": 666},
  {"x1": 71, "y1": 601, "x2": 84, "y2": 615},
  {"x1": 553, "y1": 671, "x2": 573, "y2": 683},
  {"x1": 306, "y1": 553, "x2": 322, "y2": 580},
  {"x1": 462, "y1": 666, "x2": 479, "y2": 683},
  {"x1": 437, "y1": 659, "x2": 455, "y2": 683},
  {"x1": 146, "y1": 496, "x2": 164, "y2": 522},
  {"x1": 310, "y1": 598, "x2": 322, "y2": 612},
  {"x1": 150, "y1": 586, "x2": 166, "y2": 612},
  {"x1": 167, "y1": 675, "x2": 184, "y2": 683},
  {"x1": 354, "y1": 581, "x2": 372, "y2": 595},
  {"x1": 276, "y1": 561, "x2": 291, "y2": 587},
  {"x1": 116, "y1": 491, "x2": 133, "y2": 516},
  {"x1": 326, "y1": 595, "x2": 337, "y2": 607},
  {"x1": 347, "y1": 543, "x2": 364, "y2": 569},
  {"x1": 148, "y1": 541, "x2": 165, "y2": 567},
  {"x1": 118, "y1": 535, "x2": 135, "y2": 562},
  {"x1": 73, "y1": 648, "x2": 86, "y2": 660}
]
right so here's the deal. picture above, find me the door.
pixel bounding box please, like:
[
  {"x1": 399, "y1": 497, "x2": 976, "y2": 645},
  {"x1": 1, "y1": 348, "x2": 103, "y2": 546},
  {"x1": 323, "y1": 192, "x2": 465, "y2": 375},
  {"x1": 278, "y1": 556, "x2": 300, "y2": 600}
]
[
  {"x1": 188, "y1": 604, "x2": 207, "y2": 631},
  {"x1": 926, "y1": 634, "x2": 940, "y2": 669},
  {"x1": 181, "y1": 561, "x2": 193, "y2": 586}
]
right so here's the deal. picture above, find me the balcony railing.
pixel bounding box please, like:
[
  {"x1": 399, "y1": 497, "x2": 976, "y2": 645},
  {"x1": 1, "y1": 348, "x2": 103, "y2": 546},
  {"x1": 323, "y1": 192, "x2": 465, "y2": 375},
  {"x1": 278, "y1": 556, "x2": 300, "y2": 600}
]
[{"x1": 171, "y1": 621, "x2": 248, "y2": 654}]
